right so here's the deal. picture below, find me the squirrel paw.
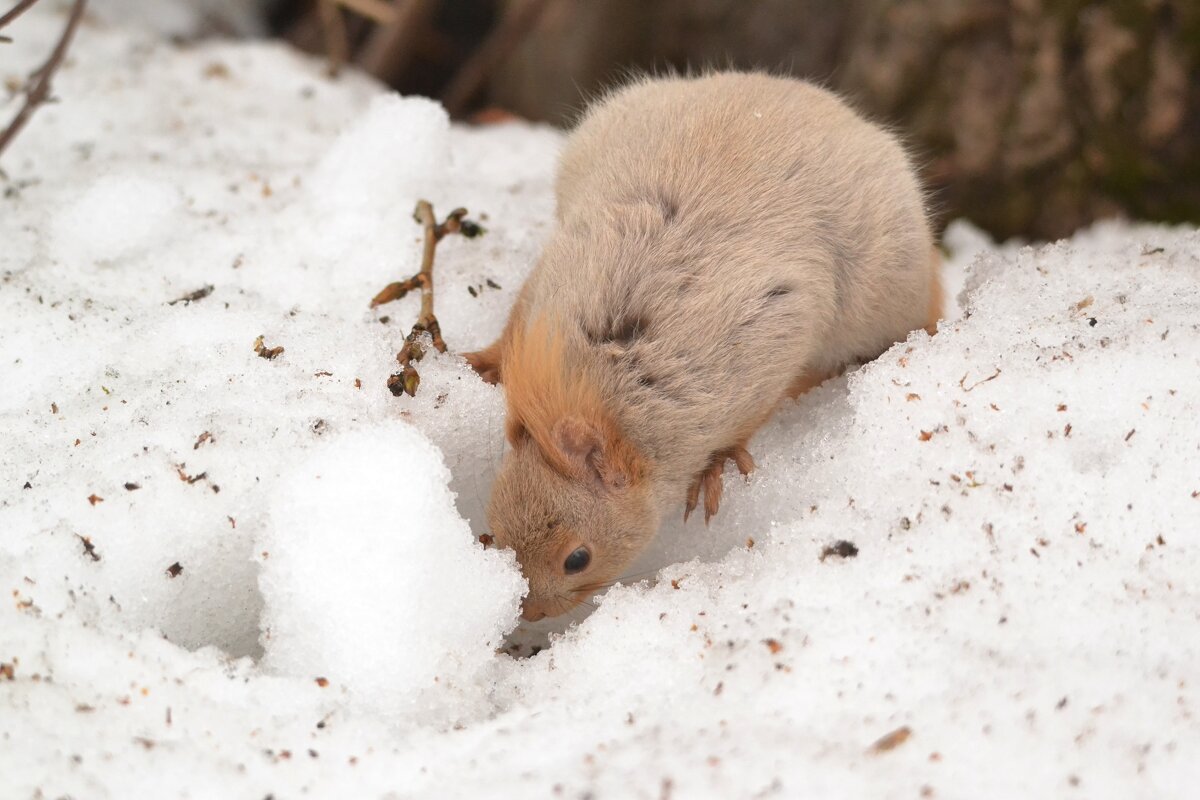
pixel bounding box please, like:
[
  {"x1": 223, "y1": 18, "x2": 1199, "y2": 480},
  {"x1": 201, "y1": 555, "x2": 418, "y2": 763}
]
[
  {"x1": 463, "y1": 349, "x2": 502, "y2": 385},
  {"x1": 683, "y1": 445, "x2": 755, "y2": 524}
]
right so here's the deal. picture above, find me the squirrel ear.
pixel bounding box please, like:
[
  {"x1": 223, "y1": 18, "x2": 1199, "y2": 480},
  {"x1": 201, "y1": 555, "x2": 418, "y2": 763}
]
[
  {"x1": 551, "y1": 416, "x2": 630, "y2": 490},
  {"x1": 551, "y1": 416, "x2": 603, "y2": 480}
]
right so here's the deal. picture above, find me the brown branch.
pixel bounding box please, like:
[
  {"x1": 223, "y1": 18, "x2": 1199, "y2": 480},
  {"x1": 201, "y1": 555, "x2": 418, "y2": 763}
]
[
  {"x1": 0, "y1": 0, "x2": 42, "y2": 34},
  {"x1": 358, "y1": 0, "x2": 438, "y2": 84},
  {"x1": 0, "y1": 0, "x2": 86, "y2": 160},
  {"x1": 335, "y1": 0, "x2": 397, "y2": 23},
  {"x1": 316, "y1": 0, "x2": 349, "y2": 76},
  {"x1": 373, "y1": 200, "x2": 483, "y2": 397},
  {"x1": 441, "y1": 0, "x2": 554, "y2": 119}
]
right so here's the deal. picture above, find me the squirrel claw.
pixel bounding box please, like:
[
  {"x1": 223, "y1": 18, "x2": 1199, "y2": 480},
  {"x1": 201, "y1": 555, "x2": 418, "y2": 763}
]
[
  {"x1": 683, "y1": 479, "x2": 702, "y2": 522},
  {"x1": 683, "y1": 445, "x2": 756, "y2": 524}
]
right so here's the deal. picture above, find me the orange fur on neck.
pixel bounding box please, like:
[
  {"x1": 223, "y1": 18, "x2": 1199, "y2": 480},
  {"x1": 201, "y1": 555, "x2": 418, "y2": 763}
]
[{"x1": 502, "y1": 316, "x2": 647, "y2": 485}]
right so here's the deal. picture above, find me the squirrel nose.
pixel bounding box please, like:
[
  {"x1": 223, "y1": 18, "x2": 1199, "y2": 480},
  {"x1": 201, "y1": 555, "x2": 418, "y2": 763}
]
[{"x1": 520, "y1": 601, "x2": 546, "y2": 622}]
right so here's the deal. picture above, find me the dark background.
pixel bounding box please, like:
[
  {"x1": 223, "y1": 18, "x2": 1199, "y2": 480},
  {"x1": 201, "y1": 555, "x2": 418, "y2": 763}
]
[{"x1": 264, "y1": 0, "x2": 1199, "y2": 241}]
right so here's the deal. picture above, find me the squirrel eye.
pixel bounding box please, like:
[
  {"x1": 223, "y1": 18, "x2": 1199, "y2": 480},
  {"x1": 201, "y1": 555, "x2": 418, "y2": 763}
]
[{"x1": 563, "y1": 546, "x2": 591, "y2": 574}]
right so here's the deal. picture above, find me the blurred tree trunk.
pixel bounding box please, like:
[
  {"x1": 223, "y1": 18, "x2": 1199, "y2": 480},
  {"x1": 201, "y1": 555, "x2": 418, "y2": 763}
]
[{"x1": 489, "y1": 0, "x2": 1200, "y2": 240}]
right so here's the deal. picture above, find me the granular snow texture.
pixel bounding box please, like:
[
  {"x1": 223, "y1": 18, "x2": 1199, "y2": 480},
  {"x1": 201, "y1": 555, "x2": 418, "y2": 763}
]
[{"x1": 1, "y1": 6, "x2": 1198, "y2": 799}]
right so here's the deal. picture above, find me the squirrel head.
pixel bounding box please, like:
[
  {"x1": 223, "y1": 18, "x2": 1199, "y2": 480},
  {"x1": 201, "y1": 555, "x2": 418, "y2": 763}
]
[
  {"x1": 485, "y1": 317, "x2": 656, "y2": 620},
  {"x1": 487, "y1": 416, "x2": 656, "y2": 620}
]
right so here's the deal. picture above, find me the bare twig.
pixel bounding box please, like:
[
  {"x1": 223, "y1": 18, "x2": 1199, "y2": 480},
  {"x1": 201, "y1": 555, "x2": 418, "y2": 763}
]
[
  {"x1": 442, "y1": 0, "x2": 554, "y2": 118},
  {"x1": 316, "y1": 0, "x2": 349, "y2": 76},
  {"x1": 358, "y1": 0, "x2": 437, "y2": 83},
  {"x1": 336, "y1": 0, "x2": 397, "y2": 23},
  {"x1": 373, "y1": 200, "x2": 483, "y2": 397},
  {"x1": 0, "y1": 0, "x2": 42, "y2": 34},
  {"x1": 168, "y1": 285, "x2": 214, "y2": 306},
  {"x1": 317, "y1": 0, "x2": 436, "y2": 82},
  {"x1": 0, "y1": 0, "x2": 87, "y2": 161}
]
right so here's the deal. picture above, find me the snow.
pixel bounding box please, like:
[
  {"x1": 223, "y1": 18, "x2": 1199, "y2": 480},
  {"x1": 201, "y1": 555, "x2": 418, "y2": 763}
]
[
  {"x1": 259, "y1": 423, "x2": 526, "y2": 726},
  {"x1": 50, "y1": 172, "x2": 185, "y2": 265},
  {"x1": 2, "y1": 5, "x2": 1198, "y2": 799},
  {"x1": 91, "y1": 0, "x2": 269, "y2": 37}
]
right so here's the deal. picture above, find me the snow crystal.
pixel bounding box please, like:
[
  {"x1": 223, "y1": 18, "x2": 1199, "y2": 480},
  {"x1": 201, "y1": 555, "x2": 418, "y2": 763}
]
[
  {"x1": 1, "y1": 4, "x2": 1197, "y2": 798},
  {"x1": 259, "y1": 422, "x2": 525, "y2": 723}
]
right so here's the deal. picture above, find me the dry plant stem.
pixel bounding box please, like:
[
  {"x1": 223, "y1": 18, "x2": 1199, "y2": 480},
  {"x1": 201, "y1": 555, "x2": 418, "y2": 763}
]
[
  {"x1": 317, "y1": 0, "x2": 349, "y2": 76},
  {"x1": 409, "y1": 199, "x2": 447, "y2": 353},
  {"x1": 959, "y1": 367, "x2": 1001, "y2": 392},
  {"x1": 0, "y1": 0, "x2": 42, "y2": 33},
  {"x1": 317, "y1": 0, "x2": 408, "y2": 79},
  {"x1": 336, "y1": 0, "x2": 397, "y2": 23},
  {"x1": 0, "y1": 0, "x2": 86, "y2": 160},
  {"x1": 359, "y1": 0, "x2": 438, "y2": 83},
  {"x1": 375, "y1": 201, "x2": 475, "y2": 397},
  {"x1": 441, "y1": 0, "x2": 554, "y2": 118}
]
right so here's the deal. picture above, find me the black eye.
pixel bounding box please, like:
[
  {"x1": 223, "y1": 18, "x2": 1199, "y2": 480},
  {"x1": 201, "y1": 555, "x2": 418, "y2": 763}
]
[{"x1": 563, "y1": 546, "x2": 591, "y2": 574}]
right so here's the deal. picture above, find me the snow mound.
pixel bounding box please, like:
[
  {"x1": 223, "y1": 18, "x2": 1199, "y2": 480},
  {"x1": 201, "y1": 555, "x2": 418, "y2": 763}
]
[
  {"x1": 49, "y1": 173, "x2": 184, "y2": 266},
  {"x1": 259, "y1": 422, "x2": 525, "y2": 723},
  {"x1": 1, "y1": 5, "x2": 1197, "y2": 799},
  {"x1": 308, "y1": 94, "x2": 449, "y2": 214}
]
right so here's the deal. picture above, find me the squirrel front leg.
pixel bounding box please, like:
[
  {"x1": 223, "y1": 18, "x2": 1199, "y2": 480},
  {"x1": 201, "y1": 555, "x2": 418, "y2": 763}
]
[
  {"x1": 463, "y1": 340, "x2": 506, "y2": 385},
  {"x1": 684, "y1": 362, "x2": 839, "y2": 523},
  {"x1": 684, "y1": 444, "x2": 755, "y2": 524}
]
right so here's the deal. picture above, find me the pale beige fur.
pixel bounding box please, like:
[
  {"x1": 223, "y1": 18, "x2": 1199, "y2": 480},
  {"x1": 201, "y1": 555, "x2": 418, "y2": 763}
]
[{"x1": 469, "y1": 72, "x2": 940, "y2": 619}]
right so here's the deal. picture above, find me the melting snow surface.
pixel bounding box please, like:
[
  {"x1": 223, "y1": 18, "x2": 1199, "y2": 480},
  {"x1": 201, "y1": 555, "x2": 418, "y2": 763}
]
[{"x1": 1, "y1": 6, "x2": 1198, "y2": 799}]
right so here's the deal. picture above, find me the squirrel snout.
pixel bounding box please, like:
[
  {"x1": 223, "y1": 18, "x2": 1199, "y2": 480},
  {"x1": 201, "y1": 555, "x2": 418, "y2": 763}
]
[{"x1": 520, "y1": 600, "x2": 547, "y2": 622}]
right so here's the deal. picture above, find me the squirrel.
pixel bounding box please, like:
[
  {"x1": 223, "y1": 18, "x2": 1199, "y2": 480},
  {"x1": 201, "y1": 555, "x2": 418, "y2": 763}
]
[{"x1": 465, "y1": 72, "x2": 941, "y2": 620}]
